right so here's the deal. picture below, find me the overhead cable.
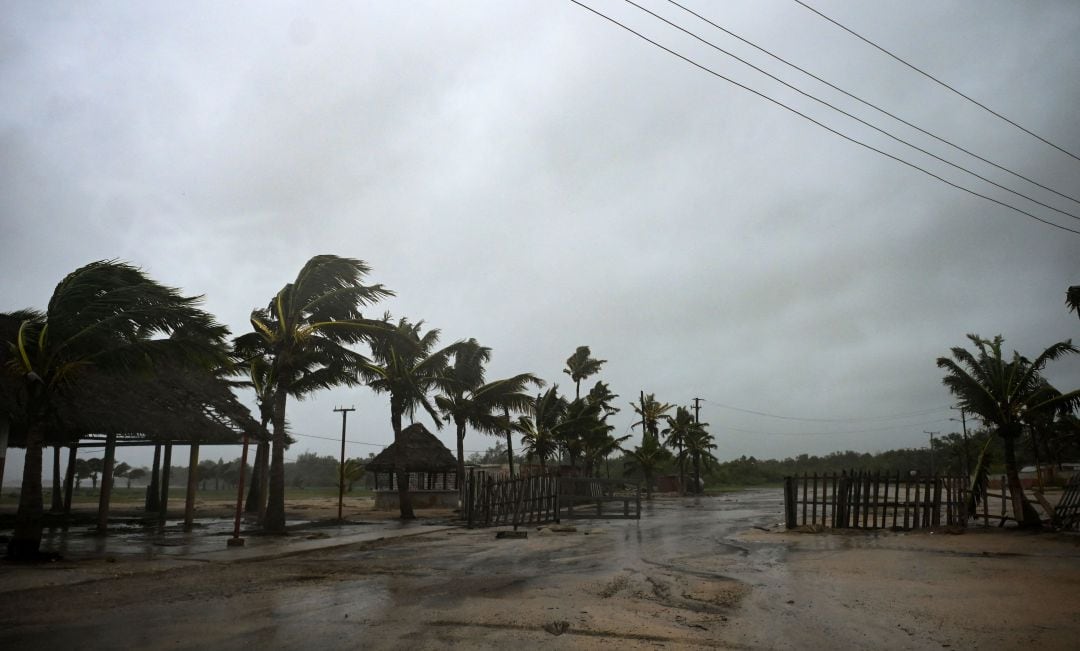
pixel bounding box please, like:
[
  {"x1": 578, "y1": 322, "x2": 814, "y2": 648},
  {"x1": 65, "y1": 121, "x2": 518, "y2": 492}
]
[
  {"x1": 792, "y1": 0, "x2": 1080, "y2": 163},
  {"x1": 665, "y1": 0, "x2": 1080, "y2": 207},
  {"x1": 568, "y1": 0, "x2": 1080, "y2": 236}
]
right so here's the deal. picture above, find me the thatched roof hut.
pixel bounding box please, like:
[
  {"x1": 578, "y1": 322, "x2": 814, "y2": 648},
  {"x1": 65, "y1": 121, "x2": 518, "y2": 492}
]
[
  {"x1": 366, "y1": 422, "x2": 456, "y2": 473},
  {"x1": 0, "y1": 309, "x2": 262, "y2": 448},
  {"x1": 366, "y1": 423, "x2": 460, "y2": 507}
]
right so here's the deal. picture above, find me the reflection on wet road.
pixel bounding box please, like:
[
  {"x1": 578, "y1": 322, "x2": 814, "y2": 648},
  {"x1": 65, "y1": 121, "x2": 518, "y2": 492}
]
[{"x1": 0, "y1": 490, "x2": 786, "y2": 650}]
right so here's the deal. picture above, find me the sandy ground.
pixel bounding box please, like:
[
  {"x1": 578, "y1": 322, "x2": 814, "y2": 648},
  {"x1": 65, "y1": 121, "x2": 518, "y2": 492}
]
[{"x1": 2, "y1": 491, "x2": 1079, "y2": 649}]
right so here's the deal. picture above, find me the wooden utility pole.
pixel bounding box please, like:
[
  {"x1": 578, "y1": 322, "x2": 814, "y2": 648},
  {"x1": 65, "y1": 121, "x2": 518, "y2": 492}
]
[
  {"x1": 334, "y1": 406, "x2": 356, "y2": 522},
  {"x1": 924, "y1": 431, "x2": 939, "y2": 476},
  {"x1": 640, "y1": 390, "x2": 648, "y2": 444},
  {"x1": 692, "y1": 397, "x2": 702, "y2": 424},
  {"x1": 950, "y1": 406, "x2": 971, "y2": 479}
]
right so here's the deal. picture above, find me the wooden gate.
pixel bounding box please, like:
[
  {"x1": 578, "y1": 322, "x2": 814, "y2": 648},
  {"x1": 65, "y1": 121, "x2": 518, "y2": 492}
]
[
  {"x1": 462, "y1": 471, "x2": 642, "y2": 528},
  {"x1": 783, "y1": 471, "x2": 968, "y2": 530}
]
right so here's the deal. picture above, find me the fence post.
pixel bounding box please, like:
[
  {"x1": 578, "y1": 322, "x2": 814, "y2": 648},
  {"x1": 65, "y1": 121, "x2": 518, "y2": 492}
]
[{"x1": 784, "y1": 476, "x2": 797, "y2": 529}]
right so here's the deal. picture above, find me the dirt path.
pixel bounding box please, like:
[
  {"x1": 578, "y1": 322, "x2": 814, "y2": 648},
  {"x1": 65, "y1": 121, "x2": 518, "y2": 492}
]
[{"x1": 2, "y1": 491, "x2": 1080, "y2": 649}]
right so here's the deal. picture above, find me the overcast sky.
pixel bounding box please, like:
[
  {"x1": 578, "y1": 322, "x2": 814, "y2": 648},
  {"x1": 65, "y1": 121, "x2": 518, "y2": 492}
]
[{"x1": 3, "y1": 0, "x2": 1079, "y2": 480}]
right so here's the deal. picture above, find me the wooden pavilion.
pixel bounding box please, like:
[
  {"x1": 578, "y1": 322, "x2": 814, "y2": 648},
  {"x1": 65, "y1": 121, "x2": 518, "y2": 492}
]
[{"x1": 366, "y1": 422, "x2": 459, "y2": 509}]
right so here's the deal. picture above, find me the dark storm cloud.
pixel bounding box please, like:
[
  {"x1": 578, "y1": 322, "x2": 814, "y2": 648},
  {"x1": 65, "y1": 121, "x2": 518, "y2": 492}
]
[{"x1": 2, "y1": 1, "x2": 1078, "y2": 477}]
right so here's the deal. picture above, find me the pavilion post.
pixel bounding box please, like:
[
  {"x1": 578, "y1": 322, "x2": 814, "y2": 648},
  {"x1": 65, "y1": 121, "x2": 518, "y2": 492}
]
[
  {"x1": 184, "y1": 442, "x2": 199, "y2": 532},
  {"x1": 96, "y1": 432, "x2": 117, "y2": 533},
  {"x1": 0, "y1": 418, "x2": 8, "y2": 499},
  {"x1": 229, "y1": 433, "x2": 250, "y2": 547},
  {"x1": 146, "y1": 444, "x2": 161, "y2": 512},
  {"x1": 159, "y1": 443, "x2": 172, "y2": 521},
  {"x1": 63, "y1": 444, "x2": 77, "y2": 514},
  {"x1": 51, "y1": 446, "x2": 63, "y2": 512}
]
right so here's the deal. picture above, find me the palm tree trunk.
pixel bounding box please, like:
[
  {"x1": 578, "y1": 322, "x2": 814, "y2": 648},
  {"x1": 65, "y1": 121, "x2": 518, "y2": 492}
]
[
  {"x1": 393, "y1": 407, "x2": 415, "y2": 519},
  {"x1": 264, "y1": 379, "x2": 290, "y2": 533},
  {"x1": 96, "y1": 433, "x2": 116, "y2": 533},
  {"x1": 456, "y1": 421, "x2": 466, "y2": 506},
  {"x1": 9, "y1": 424, "x2": 45, "y2": 559},
  {"x1": 694, "y1": 453, "x2": 702, "y2": 495},
  {"x1": 677, "y1": 441, "x2": 685, "y2": 496},
  {"x1": 1003, "y1": 432, "x2": 1041, "y2": 527},
  {"x1": 50, "y1": 446, "x2": 63, "y2": 512},
  {"x1": 504, "y1": 407, "x2": 514, "y2": 478}
]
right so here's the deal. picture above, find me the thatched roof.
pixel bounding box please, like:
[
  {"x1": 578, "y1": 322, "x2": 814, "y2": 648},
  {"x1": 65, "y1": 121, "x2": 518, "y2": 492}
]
[
  {"x1": 366, "y1": 422, "x2": 456, "y2": 473},
  {"x1": 1, "y1": 312, "x2": 263, "y2": 448}
]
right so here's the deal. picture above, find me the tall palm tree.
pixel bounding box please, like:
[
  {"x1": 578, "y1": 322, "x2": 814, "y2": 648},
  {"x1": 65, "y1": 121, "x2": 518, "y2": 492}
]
[
  {"x1": 3, "y1": 261, "x2": 228, "y2": 559},
  {"x1": 679, "y1": 424, "x2": 717, "y2": 494},
  {"x1": 563, "y1": 346, "x2": 606, "y2": 400},
  {"x1": 362, "y1": 317, "x2": 460, "y2": 519},
  {"x1": 663, "y1": 406, "x2": 697, "y2": 494},
  {"x1": 518, "y1": 386, "x2": 569, "y2": 470},
  {"x1": 234, "y1": 255, "x2": 392, "y2": 533},
  {"x1": 622, "y1": 436, "x2": 671, "y2": 499},
  {"x1": 435, "y1": 340, "x2": 542, "y2": 485},
  {"x1": 631, "y1": 393, "x2": 673, "y2": 446},
  {"x1": 937, "y1": 334, "x2": 1080, "y2": 527}
]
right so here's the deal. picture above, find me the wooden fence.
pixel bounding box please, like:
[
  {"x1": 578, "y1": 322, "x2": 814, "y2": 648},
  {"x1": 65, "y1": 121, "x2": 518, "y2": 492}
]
[
  {"x1": 463, "y1": 469, "x2": 560, "y2": 529},
  {"x1": 784, "y1": 472, "x2": 968, "y2": 530},
  {"x1": 462, "y1": 471, "x2": 642, "y2": 528},
  {"x1": 560, "y1": 477, "x2": 642, "y2": 520}
]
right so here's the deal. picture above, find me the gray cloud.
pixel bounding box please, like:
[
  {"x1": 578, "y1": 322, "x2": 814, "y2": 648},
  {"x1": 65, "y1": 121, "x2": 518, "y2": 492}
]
[{"x1": 3, "y1": 0, "x2": 1079, "y2": 478}]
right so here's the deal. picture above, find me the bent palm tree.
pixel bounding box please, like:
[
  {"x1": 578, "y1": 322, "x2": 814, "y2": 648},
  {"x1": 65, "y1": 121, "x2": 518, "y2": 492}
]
[
  {"x1": 234, "y1": 255, "x2": 392, "y2": 533},
  {"x1": 679, "y1": 425, "x2": 717, "y2": 494},
  {"x1": 436, "y1": 340, "x2": 542, "y2": 486},
  {"x1": 623, "y1": 436, "x2": 671, "y2": 499},
  {"x1": 632, "y1": 393, "x2": 673, "y2": 446},
  {"x1": 937, "y1": 334, "x2": 1080, "y2": 527},
  {"x1": 3, "y1": 261, "x2": 228, "y2": 559},
  {"x1": 563, "y1": 346, "x2": 606, "y2": 400},
  {"x1": 518, "y1": 386, "x2": 569, "y2": 470},
  {"x1": 362, "y1": 317, "x2": 460, "y2": 519},
  {"x1": 663, "y1": 407, "x2": 697, "y2": 494}
]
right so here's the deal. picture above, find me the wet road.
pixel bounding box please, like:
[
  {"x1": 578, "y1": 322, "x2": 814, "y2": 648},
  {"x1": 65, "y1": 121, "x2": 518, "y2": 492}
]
[{"x1": 0, "y1": 491, "x2": 786, "y2": 649}]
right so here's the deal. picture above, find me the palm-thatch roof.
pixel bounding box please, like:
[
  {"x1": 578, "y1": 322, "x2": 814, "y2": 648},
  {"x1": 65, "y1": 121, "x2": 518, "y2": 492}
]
[
  {"x1": 1, "y1": 311, "x2": 263, "y2": 447},
  {"x1": 366, "y1": 422, "x2": 456, "y2": 473}
]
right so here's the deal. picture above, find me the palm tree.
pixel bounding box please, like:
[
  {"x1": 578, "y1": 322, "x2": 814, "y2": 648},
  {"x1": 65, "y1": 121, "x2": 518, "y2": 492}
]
[
  {"x1": 435, "y1": 339, "x2": 543, "y2": 484},
  {"x1": 631, "y1": 393, "x2": 673, "y2": 446},
  {"x1": 662, "y1": 407, "x2": 697, "y2": 494},
  {"x1": 937, "y1": 334, "x2": 1080, "y2": 527},
  {"x1": 1068, "y1": 285, "x2": 1080, "y2": 320},
  {"x1": 518, "y1": 386, "x2": 569, "y2": 470},
  {"x1": 362, "y1": 317, "x2": 460, "y2": 519},
  {"x1": 3, "y1": 260, "x2": 228, "y2": 559},
  {"x1": 563, "y1": 346, "x2": 606, "y2": 400},
  {"x1": 623, "y1": 436, "x2": 671, "y2": 499},
  {"x1": 679, "y1": 425, "x2": 717, "y2": 494},
  {"x1": 234, "y1": 255, "x2": 392, "y2": 534}
]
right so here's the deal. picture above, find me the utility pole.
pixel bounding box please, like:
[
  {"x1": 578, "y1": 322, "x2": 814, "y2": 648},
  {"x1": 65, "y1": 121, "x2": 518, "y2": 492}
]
[
  {"x1": 691, "y1": 397, "x2": 702, "y2": 424},
  {"x1": 640, "y1": 390, "x2": 648, "y2": 445},
  {"x1": 334, "y1": 406, "x2": 356, "y2": 522},
  {"x1": 950, "y1": 406, "x2": 971, "y2": 478},
  {"x1": 924, "y1": 431, "x2": 939, "y2": 477}
]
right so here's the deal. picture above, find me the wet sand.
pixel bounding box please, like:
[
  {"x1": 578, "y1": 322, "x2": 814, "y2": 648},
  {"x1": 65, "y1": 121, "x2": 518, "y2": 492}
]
[{"x1": 2, "y1": 491, "x2": 1079, "y2": 649}]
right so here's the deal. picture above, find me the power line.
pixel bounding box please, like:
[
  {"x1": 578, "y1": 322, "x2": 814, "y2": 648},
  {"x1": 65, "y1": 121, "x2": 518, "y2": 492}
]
[
  {"x1": 568, "y1": 0, "x2": 1080, "y2": 236},
  {"x1": 665, "y1": 0, "x2": 1080, "y2": 207},
  {"x1": 792, "y1": 0, "x2": 1080, "y2": 163},
  {"x1": 700, "y1": 399, "x2": 950, "y2": 423},
  {"x1": 720, "y1": 417, "x2": 951, "y2": 437},
  {"x1": 622, "y1": 0, "x2": 1080, "y2": 223}
]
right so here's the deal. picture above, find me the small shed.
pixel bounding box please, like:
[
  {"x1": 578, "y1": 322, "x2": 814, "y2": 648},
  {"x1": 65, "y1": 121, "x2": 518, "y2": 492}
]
[{"x1": 366, "y1": 423, "x2": 459, "y2": 509}]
